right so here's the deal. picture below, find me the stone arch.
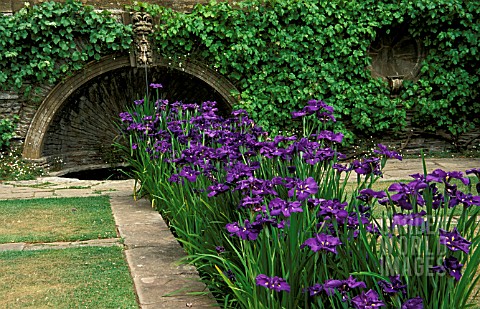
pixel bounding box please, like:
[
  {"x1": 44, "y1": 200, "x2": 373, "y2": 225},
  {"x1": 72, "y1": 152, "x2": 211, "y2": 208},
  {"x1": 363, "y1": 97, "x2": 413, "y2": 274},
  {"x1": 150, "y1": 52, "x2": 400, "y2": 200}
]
[{"x1": 23, "y1": 54, "x2": 239, "y2": 166}]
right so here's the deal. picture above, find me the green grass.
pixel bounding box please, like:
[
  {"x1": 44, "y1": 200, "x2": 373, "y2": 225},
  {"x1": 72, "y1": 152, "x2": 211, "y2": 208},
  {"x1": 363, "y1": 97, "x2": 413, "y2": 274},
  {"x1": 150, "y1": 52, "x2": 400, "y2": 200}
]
[
  {"x1": 0, "y1": 196, "x2": 117, "y2": 243},
  {"x1": 0, "y1": 246, "x2": 138, "y2": 308}
]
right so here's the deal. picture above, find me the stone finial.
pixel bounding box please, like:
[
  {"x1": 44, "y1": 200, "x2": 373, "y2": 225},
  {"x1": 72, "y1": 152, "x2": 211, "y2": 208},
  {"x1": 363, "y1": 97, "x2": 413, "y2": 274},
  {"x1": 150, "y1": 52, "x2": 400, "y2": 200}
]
[{"x1": 131, "y1": 11, "x2": 154, "y2": 66}]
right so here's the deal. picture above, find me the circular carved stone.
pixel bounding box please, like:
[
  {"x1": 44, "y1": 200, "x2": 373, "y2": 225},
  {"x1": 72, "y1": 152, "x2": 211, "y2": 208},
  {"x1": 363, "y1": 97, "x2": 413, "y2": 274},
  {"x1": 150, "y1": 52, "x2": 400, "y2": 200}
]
[{"x1": 368, "y1": 32, "x2": 424, "y2": 82}]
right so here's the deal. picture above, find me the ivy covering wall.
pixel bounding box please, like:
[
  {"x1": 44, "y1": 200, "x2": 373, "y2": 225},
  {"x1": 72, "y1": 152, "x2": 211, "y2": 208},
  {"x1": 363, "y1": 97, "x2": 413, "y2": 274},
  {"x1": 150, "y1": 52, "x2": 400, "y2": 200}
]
[
  {"x1": 142, "y1": 0, "x2": 479, "y2": 146},
  {"x1": 0, "y1": 0, "x2": 478, "y2": 148},
  {"x1": 0, "y1": 0, "x2": 132, "y2": 96}
]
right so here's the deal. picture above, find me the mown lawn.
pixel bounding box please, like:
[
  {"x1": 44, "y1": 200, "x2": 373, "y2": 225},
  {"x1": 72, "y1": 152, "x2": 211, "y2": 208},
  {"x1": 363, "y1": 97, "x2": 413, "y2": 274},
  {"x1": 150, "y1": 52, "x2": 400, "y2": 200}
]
[
  {"x1": 0, "y1": 196, "x2": 117, "y2": 243},
  {"x1": 0, "y1": 196, "x2": 138, "y2": 308},
  {"x1": 0, "y1": 246, "x2": 138, "y2": 308}
]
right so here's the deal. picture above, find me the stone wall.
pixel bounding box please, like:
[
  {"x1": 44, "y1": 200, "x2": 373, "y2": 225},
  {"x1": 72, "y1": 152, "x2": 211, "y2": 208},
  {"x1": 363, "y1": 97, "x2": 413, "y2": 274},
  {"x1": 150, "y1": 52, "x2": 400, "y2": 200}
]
[{"x1": 0, "y1": 83, "x2": 52, "y2": 138}]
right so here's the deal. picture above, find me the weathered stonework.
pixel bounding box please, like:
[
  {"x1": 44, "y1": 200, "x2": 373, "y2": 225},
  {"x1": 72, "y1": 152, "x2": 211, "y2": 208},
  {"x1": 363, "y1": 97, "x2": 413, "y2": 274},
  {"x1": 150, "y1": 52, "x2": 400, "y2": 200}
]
[
  {"x1": 20, "y1": 52, "x2": 238, "y2": 171},
  {"x1": 131, "y1": 11, "x2": 154, "y2": 66}
]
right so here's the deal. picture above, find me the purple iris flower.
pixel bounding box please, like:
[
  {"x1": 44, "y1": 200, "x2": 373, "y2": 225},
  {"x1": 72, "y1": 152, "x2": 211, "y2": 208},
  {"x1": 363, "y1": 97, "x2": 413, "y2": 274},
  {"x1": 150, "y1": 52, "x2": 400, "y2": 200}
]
[
  {"x1": 351, "y1": 289, "x2": 385, "y2": 309},
  {"x1": 450, "y1": 191, "x2": 480, "y2": 208},
  {"x1": 439, "y1": 228, "x2": 471, "y2": 254},
  {"x1": 302, "y1": 149, "x2": 321, "y2": 165},
  {"x1": 178, "y1": 166, "x2": 201, "y2": 182},
  {"x1": 466, "y1": 168, "x2": 480, "y2": 178},
  {"x1": 374, "y1": 144, "x2": 402, "y2": 160},
  {"x1": 343, "y1": 276, "x2": 367, "y2": 290},
  {"x1": 315, "y1": 198, "x2": 349, "y2": 222},
  {"x1": 300, "y1": 233, "x2": 342, "y2": 254},
  {"x1": 342, "y1": 212, "x2": 377, "y2": 235},
  {"x1": 270, "y1": 176, "x2": 284, "y2": 186},
  {"x1": 401, "y1": 297, "x2": 423, "y2": 309},
  {"x1": 426, "y1": 169, "x2": 470, "y2": 185},
  {"x1": 291, "y1": 100, "x2": 335, "y2": 122},
  {"x1": 357, "y1": 188, "x2": 387, "y2": 203},
  {"x1": 258, "y1": 141, "x2": 278, "y2": 158},
  {"x1": 225, "y1": 162, "x2": 259, "y2": 183},
  {"x1": 444, "y1": 182, "x2": 458, "y2": 198},
  {"x1": 431, "y1": 256, "x2": 464, "y2": 281},
  {"x1": 273, "y1": 135, "x2": 297, "y2": 145},
  {"x1": 392, "y1": 211, "x2": 426, "y2": 227},
  {"x1": 294, "y1": 137, "x2": 317, "y2": 152},
  {"x1": 252, "y1": 214, "x2": 277, "y2": 227},
  {"x1": 388, "y1": 180, "x2": 428, "y2": 210},
  {"x1": 182, "y1": 103, "x2": 199, "y2": 111},
  {"x1": 306, "y1": 283, "x2": 323, "y2": 296},
  {"x1": 322, "y1": 279, "x2": 343, "y2": 296},
  {"x1": 153, "y1": 140, "x2": 171, "y2": 153},
  {"x1": 223, "y1": 269, "x2": 236, "y2": 282},
  {"x1": 288, "y1": 177, "x2": 318, "y2": 201},
  {"x1": 251, "y1": 181, "x2": 278, "y2": 196},
  {"x1": 134, "y1": 98, "x2": 144, "y2": 105},
  {"x1": 325, "y1": 276, "x2": 366, "y2": 296},
  {"x1": 215, "y1": 246, "x2": 225, "y2": 254},
  {"x1": 269, "y1": 198, "x2": 304, "y2": 217},
  {"x1": 149, "y1": 83, "x2": 163, "y2": 89},
  {"x1": 238, "y1": 196, "x2": 264, "y2": 210},
  {"x1": 426, "y1": 169, "x2": 448, "y2": 183},
  {"x1": 176, "y1": 147, "x2": 203, "y2": 164},
  {"x1": 119, "y1": 112, "x2": 133, "y2": 122},
  {"x1": 168, "y1": 174, "x2": 184, "y2": 184},
  {"x1": 235, "y1": 176, "x2": 265, "y2": 192},
  {"x1": 231, "y1": 109, "x2": 249, "y2": 117},
  {"x1": 333, "y1": 163, "x2": 350, "y2": 173},
  {"x1": 351, "y1": 157, "x2": 382, "y2": 176},
  {"x1": 447, "y1": 171, "x2": 470, "y2": 185},
  {"x1": 315, "y1": 147, "x2": 338, "y2": 162},
  {"x1": 255, "y1": 274, "x2": 290, "y2": 292},
  {"x1": 306, "y1": 276, "x2": 366, "y2": 298},
  {"x1": 207, "y1": 183, "x2": 230, "y2": 197},
  {"x1": 466, "y1": 168, "x2": 480, "y2": 194},
  {"x1": 378, "y1": 275, "x2": 407, "y2": 295},
  {"x1": 313, "y1": 130, "x2": 344, "y2": 143},
  {"x1": 127, "y1": 122, "x2": 145, "y2": 131},
  {"x1": 291, "y1": 110, "x2": 307, "y2": 118},
  {"x1": 225, "y1": 220, "x2": 261, "y2": 241},
  {"x1": 292, "y1": 100, "x2": 320, "y2": 117}
]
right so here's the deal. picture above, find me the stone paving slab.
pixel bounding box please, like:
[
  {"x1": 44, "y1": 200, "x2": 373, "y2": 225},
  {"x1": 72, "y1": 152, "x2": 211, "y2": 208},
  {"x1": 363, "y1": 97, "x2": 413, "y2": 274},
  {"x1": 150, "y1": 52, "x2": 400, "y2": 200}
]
[
  {"x1": 0, "y1": 178, "x2": 135, "y2": 199},
  {"x1": 380, "y1": 158, "x2": 479, "y2": 181},
  {"x1": 0, "y1": 243, "x2": 26, "y2": 252},
  {"x1": 110, "y1": 194, "x2": 218, "y2": 308},
  {"x1": 0, "y1": 238, "x2": 121, "y2": 252},
  {"x1": 25, "y1": 238, "x2": 123, "y2": 251}
]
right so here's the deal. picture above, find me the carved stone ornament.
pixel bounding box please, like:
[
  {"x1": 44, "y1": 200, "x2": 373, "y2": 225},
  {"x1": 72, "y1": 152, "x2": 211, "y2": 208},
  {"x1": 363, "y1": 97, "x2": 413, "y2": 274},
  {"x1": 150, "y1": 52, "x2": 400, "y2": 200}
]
[{"x1": 131, "y1": 11, "x2": 154, "y2": 66}]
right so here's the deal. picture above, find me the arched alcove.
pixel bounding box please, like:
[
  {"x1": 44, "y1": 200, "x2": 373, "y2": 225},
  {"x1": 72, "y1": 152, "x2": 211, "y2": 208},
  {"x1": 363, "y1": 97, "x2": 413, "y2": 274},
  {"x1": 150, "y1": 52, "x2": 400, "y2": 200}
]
[{"x1": 23, "y1": 54, "x2": 238, "y2": 172}]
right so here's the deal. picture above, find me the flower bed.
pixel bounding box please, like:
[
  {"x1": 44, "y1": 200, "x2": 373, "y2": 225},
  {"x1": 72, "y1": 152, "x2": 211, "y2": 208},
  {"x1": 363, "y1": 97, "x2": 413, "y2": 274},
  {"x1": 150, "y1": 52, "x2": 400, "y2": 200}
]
[{"x1": 117, "y1": 85, "x2": 480, "y2": 308}]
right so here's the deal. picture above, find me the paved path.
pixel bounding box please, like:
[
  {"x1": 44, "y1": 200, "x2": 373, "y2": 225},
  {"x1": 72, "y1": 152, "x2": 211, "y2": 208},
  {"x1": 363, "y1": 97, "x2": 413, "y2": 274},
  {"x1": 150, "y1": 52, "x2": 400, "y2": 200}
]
[
  {"x1": 381, "y1": 157, "x2": 480, "y2": 181},
  {"x1": 0, "y1": 158, "x2": 478, "y2": 308}
]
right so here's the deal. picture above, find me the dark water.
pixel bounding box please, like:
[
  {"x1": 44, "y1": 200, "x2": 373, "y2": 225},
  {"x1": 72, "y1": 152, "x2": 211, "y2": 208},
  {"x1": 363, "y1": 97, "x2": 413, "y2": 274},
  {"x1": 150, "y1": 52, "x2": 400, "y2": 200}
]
[{"x1": 61, "y1": 166, "x2": 133, "y2": 180}]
